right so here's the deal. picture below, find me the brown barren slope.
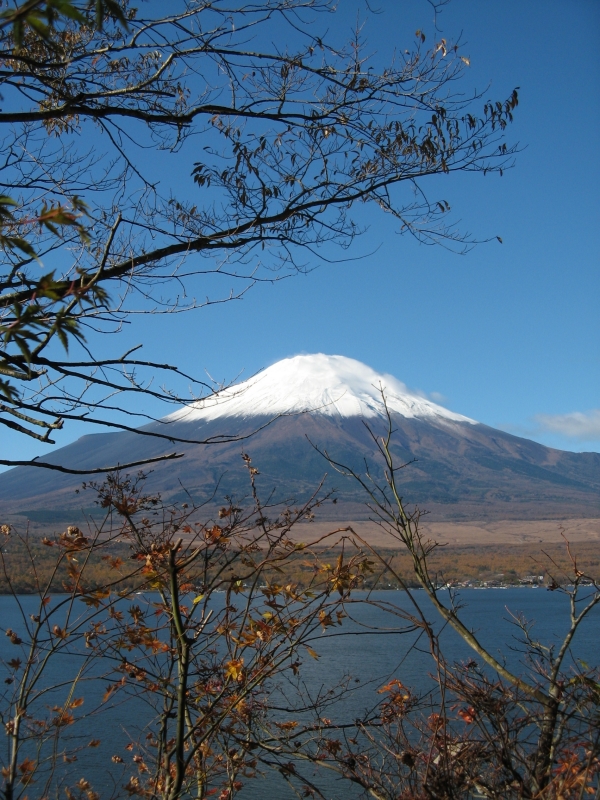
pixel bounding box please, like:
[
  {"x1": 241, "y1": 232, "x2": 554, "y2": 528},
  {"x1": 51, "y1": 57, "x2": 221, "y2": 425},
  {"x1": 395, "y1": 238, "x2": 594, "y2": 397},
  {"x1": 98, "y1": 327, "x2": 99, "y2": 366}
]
[{"x1": 300, "y1": 517, "x2": 600, "y2": 548}]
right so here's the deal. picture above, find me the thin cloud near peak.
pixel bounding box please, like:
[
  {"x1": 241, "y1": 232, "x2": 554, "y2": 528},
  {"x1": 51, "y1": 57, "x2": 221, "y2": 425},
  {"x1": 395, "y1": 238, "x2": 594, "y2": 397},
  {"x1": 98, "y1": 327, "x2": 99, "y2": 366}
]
[
  {"x1": 429, "y1": 391, "x2": 447, "y2": 405},
  {"x1": 535, "y1": 409, "x2": 600, "y2": 441}
]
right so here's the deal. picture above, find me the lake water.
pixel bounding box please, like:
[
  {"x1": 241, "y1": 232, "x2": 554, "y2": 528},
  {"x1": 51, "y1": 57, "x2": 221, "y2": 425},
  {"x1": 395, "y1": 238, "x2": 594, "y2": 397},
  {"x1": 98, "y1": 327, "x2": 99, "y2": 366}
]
[{"x1": 1, "y1": 587, "x2": 598, "y2": 798}]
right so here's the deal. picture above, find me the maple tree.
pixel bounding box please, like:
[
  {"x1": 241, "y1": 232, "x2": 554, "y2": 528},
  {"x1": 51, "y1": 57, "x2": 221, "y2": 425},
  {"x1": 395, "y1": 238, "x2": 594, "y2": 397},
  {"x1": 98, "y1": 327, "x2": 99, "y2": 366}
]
[{"x1": 0, "y1": 462, "x2": 389, "y2": 799}]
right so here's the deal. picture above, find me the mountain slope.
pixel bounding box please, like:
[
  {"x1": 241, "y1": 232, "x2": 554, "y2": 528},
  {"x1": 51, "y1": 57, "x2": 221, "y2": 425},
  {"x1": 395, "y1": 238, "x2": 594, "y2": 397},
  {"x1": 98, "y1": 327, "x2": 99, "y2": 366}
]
[{"x1": 0, "y1": 355, "x2": 598, "y2": 521}]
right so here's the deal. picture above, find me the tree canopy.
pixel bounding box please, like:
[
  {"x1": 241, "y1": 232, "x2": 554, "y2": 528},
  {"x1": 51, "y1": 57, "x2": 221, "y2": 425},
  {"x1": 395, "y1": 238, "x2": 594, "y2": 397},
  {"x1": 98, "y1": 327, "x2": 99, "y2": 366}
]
[{"x1": 0, "y1": 0, "x2": 518, "y2": 468}]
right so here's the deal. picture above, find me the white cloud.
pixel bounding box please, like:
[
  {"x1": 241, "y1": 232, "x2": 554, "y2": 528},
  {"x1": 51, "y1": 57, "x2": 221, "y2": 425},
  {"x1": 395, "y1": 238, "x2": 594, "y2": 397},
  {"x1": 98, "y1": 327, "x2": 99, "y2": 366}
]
[
  {"x1": 429, "y1": 391, "x2": 447, "y2": 405},
  {"x1": 409, "y1": 387, "x2": 449, "y2": 406},
  {"x1": 535, "y1": 409, "x2": 600, "y2": 440}
]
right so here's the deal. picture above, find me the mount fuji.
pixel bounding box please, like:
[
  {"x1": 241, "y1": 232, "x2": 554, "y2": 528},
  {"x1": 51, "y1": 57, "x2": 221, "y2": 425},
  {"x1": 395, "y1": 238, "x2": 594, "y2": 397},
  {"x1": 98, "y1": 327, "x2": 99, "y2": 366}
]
[
  {"x1": 164, "y1": 354, "x2": 474, "y2": 425},
  {"x1": 1, "y1": 354, "x2": 599, "y2": 522}
]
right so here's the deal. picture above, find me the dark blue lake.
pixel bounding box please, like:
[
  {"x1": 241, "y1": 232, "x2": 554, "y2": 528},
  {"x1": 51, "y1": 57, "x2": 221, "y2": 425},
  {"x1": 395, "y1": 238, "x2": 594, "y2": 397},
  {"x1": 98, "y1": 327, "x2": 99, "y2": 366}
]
[{"x1": 1, "y1": 587, "x2": 598, "y2": 798}]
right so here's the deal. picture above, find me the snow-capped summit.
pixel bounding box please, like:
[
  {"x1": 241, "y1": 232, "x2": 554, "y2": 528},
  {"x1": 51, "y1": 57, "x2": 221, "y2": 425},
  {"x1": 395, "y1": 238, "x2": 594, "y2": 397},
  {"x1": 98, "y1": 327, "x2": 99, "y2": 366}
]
[{"x1": 167, "y1": 353, "x2": 475, "y2": 425}]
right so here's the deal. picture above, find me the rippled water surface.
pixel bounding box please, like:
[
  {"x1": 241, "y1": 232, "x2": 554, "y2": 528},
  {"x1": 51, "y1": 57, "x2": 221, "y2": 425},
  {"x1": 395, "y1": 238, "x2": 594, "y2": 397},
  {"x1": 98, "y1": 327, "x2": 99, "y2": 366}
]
[{"x1": 1, "y1": 588, "x2": 598, "y2": 798}]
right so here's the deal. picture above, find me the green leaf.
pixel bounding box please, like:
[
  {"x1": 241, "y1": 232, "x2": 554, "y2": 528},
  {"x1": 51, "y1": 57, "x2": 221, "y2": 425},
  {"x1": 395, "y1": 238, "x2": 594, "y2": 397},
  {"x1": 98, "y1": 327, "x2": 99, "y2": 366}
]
[
  {"x1": 0, "y1": 378, "x2": 20, "y2": 403},
  {"x1": 0, "y1": 235, "x2": 38, "y2": 258},
  {"x1": 50, "y1": 0, "x2": 86, "y2": 23},
  {"x1": 26, "y1": 16, "x2": 51, "y2": 39},
  {"x1": 95, "y1": 0, "x2": 129, "y2": 31}
]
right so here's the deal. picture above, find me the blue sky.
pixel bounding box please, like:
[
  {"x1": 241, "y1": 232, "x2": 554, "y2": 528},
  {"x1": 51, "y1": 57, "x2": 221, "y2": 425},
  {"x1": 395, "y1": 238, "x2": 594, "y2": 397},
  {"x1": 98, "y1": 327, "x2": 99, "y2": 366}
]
[{"x1": 3, "y1": 0, "x2": 599, "y2": 465}]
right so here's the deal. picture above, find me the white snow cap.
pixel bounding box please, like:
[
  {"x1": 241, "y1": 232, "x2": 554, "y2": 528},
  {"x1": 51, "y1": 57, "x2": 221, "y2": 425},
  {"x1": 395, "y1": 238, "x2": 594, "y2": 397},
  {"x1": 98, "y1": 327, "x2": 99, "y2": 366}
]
[{"x1": 167, "y1": 354, "x2": 476, "y2": 425}]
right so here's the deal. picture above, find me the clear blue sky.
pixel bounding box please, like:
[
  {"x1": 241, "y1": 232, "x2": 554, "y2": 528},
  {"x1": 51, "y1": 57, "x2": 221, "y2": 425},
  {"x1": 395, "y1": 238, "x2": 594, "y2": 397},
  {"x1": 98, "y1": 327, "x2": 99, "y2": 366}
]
[{"x1": 3, "y1": 0, "x2": 599, "y2": 465}]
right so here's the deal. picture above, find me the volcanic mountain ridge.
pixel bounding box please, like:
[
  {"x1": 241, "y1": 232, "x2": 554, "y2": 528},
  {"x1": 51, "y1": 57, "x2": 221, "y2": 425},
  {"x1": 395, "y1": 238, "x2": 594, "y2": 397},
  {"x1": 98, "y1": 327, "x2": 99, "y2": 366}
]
[{"x1": 0, "y1": 354, "x2": 598, "y2": 522}]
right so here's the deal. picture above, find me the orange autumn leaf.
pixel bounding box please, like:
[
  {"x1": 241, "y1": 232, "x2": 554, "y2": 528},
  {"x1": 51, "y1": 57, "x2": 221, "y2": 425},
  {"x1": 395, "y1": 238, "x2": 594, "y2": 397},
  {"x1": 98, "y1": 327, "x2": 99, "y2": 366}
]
[
  {"x1": 18, "y1": 757, "x2": 36, "y2": 785},
  {"x1": 225, "y1": 659, "x2": 244, "y2": 681},
  {"x1": 457, "y1": 706, "x2": 476, "y2": 724},
  {"x1": 275, "y1": 720, "x2": 298, "y2": 731}
]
